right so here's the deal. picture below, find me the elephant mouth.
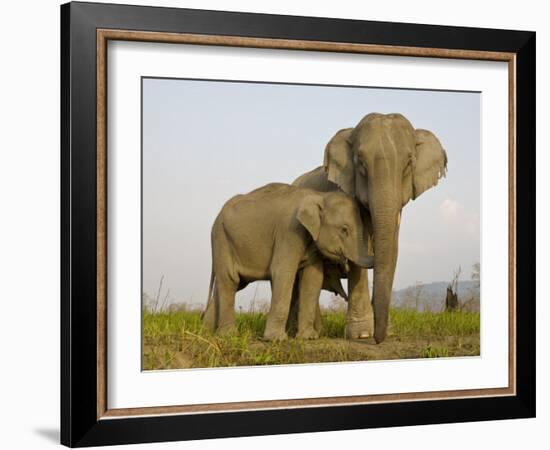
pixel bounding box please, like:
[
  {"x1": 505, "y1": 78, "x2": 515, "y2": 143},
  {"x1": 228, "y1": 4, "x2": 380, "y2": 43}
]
[
  {"x1": 340, "y1": 256, "x2": 351, "y2": 273},
  {"x1": 334, "y1": 250, "x2": 351, "y2": 272},
  {"x1": 323, "y1": 250, "x2": 352, "y2": 272},
  {"x1": 343, "y1": 260, "x2": 351, "y2": 272}
]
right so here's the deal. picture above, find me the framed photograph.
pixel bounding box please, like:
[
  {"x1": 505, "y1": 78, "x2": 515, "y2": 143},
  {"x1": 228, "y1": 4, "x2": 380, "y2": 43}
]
[{"x1": 61, "y1": 1, "x2": 535, "y2": 447}]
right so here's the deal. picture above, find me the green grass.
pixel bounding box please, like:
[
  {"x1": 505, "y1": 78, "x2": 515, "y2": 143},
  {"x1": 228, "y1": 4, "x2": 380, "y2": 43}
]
[
  {"x1": 142, "y1": 308, "x2": 480, "y2": 370},
  {"x1": 320, "y1": 311, "x2": 348, "y2": 338},
  {"x1": 421, "y1": 345, "x2": 450, "y2": 358},
  {"x1": 389, "y1": 309, "x2": 480, "y2": 338}
]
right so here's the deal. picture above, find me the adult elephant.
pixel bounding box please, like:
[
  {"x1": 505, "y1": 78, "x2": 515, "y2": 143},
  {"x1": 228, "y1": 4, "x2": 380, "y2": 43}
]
[{"x1": 292, "y1": 113, "x2": 447, "y2": 343}]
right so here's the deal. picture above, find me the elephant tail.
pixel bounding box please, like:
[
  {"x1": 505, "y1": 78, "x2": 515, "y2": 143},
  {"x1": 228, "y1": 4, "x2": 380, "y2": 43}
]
[
  {"x1": 207, "y1": 264, "x2": 215, "y2": 308},
  {"x1": 201, "y1": 262, "x2": 216, "y2": 320}
]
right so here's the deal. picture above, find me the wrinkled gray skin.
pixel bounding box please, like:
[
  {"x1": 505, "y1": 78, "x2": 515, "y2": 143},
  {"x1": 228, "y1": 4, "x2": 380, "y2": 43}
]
[
  {"x1": 293, "y1": 113, "x2": 447, "y2": 343},
  {"x1": 202, "y1": 183, "x2": 373, "y2": 341}
]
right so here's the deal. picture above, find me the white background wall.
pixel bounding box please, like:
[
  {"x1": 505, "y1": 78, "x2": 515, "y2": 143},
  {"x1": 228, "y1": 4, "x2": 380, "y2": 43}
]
[{"x1": 0, "y1": 0, "x2": 545, "y2": 449}]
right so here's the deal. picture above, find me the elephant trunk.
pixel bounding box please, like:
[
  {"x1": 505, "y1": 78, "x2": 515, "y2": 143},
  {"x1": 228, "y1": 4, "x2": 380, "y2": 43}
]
[
  {"x1": 348, "y1": 227, "x2": 373, "y2": 269},
  {"x1": 371, "y1": 205, "x2": 400, "y2": 344}
]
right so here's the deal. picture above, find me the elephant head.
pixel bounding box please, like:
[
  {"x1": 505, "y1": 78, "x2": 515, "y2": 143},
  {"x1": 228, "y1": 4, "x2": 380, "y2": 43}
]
[
  {"x1": 297, "y1": 191, "x2": 373, "y2": 271},
  {"x1": 324, "y1": 113, "x2": 447, "y2": 342}
]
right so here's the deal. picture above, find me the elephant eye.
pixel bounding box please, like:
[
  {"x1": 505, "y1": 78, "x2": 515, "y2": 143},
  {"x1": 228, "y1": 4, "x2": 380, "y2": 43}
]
[{"x1": 341, "y1": 226, "x2": 349, "y2": 237}]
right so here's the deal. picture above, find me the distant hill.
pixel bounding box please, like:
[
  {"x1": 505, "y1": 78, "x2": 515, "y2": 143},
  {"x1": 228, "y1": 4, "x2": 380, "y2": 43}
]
[
  {"x1": 392, "y1": 281, "x2": 480, "y2": 312},
  {"x1": 149, "y1": 280, "x2": 480, "y2": 314}
]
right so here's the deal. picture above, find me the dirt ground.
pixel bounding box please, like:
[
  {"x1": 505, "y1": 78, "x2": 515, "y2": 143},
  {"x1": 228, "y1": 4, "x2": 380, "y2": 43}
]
[{"x1": 144, "y1": 334, "x2": 480, "y2": 370}]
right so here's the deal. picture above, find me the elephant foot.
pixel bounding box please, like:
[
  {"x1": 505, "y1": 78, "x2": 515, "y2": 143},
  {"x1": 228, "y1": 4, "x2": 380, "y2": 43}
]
[
  {"x1": 345, "y1": 319, "x2": 373, "y2": 340},
  {"x1": 262, "y1": 328, "x2": 288, "y2": 342},
  {"x1": 202, "y1": 319, "x2": 216, "y2": 333},
  {"x1": 201, "y1": 309, "x2": 216, "y2": 332},
  {"x1": 296, "y1": 328, "x2": 320, "y2": 340}
]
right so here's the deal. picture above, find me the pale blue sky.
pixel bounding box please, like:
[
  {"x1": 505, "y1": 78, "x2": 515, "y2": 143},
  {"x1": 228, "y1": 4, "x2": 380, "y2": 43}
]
[{"x1": 142, "y1": 78, "x2": 480, "y2": 308}]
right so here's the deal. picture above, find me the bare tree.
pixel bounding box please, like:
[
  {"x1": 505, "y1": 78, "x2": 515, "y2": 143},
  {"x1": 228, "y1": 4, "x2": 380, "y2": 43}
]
[
  {"x1": 249, "y1": 282, "x2": 260, "y2": 313},
  {"x1": 142, "y1": 275, "x2": 171, "y2": 313},
  {"x1": 328, "y1": 293, "x2": 347, "y2": 312},
  {"x1": 403, "y1": 280, "x2": 424, "y2": 310},
  {"x1": 413, "y1": 281, "x2": 424, "y2": 311},
  {"x1": 471, "y1": 262, "x2": 480, "y2": 288},
  {"x1": 445, "y1": 266, "x2": 461, "y2": 312},
  {"x1": 462, "y1": 262, "x2": 481, "y2": 312}
]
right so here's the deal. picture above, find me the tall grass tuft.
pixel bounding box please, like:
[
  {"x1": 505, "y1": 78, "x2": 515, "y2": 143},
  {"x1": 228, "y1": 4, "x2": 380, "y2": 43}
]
[{"x1": 321, "y1": 311, "x2": 346, "y2": 338}]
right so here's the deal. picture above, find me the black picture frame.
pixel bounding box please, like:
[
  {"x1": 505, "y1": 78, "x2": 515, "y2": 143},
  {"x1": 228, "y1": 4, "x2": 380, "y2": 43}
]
[{"x1": 61, "y1": 1, "x2": 535, "y2": 447}]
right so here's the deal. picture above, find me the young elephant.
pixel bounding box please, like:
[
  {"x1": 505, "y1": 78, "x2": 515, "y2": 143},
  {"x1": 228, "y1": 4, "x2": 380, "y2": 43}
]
[{"x1": 202, "y1": 183, "x2": 372, "y2": 341}]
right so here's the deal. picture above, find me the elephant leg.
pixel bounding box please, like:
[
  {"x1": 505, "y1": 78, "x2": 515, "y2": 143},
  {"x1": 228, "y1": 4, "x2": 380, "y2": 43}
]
[
  {"x1": 296, "y1": 260, "x2": 323, "y2": 339},
  {"x1": 286, "y1": 276, "x2": 300, "y2": 337},
  {"x1": 292, "y1": 282, "x2": 337, "y2": 335},
  {"x1": 202, "y1": 291, "x2": 218, "y2": 332},
  {"x1": 216, "y1": 277, "x2": 238, "y2": 335},
  {"x1": 263, "y1": 269, "x2": 297, "y2": 341},
  {"x1": 314, "y1": 302, "x2": 323, "y2": 334},
  {"x1": 346, "y1": 264, "x2": 374, "y2": 339}
]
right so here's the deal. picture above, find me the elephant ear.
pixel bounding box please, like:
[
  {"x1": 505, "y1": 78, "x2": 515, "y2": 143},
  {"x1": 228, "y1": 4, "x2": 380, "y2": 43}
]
[
  {"x1": 323, "y1": 128, "x2": 355, "y2": 196},
  {"x1": 297, "y1": 195, "x2": 324, "y2": 241},
  {"x1": 404, "y1": 129, "x2": 448, "y2": 205}
]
